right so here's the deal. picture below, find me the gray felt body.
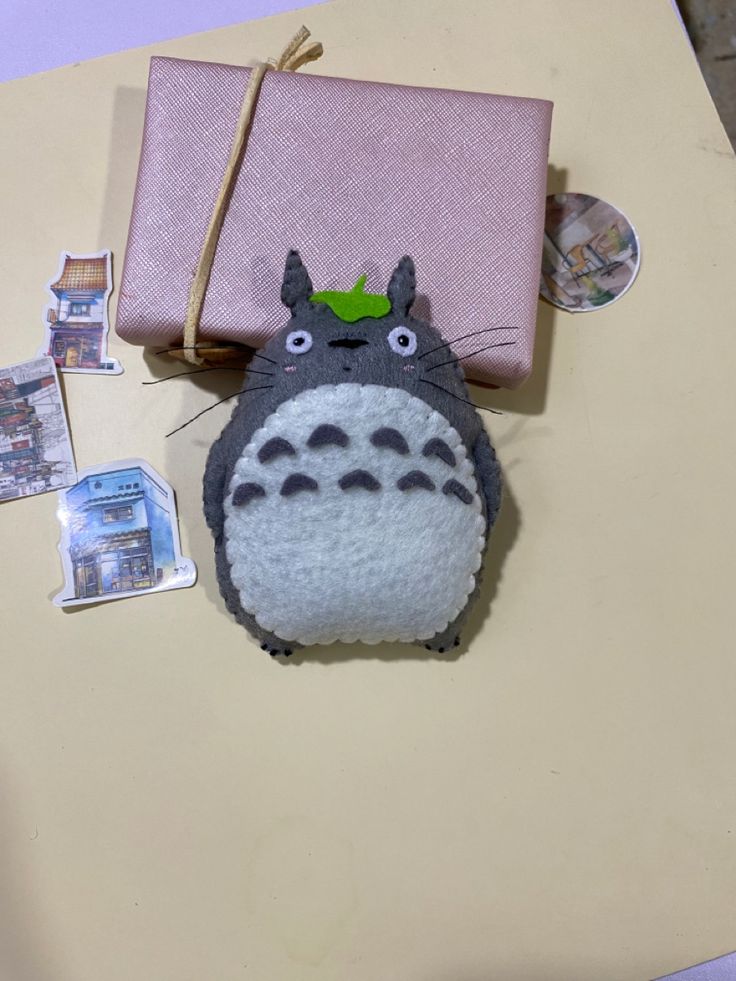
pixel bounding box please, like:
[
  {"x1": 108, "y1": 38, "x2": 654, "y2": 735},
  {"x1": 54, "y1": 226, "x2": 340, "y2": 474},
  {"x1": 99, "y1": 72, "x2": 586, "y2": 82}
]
[{"x1": 203, "y1": 253, "x2": 502, "y2": 655}]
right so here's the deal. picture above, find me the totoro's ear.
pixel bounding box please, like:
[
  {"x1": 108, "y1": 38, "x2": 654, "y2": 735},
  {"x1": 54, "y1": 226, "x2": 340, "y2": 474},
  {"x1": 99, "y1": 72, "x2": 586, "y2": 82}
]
[
  {"x1": 281, "y1": 250, "x2": 314, "y2": 312},
  {"x1": 387, "y1": 256, "x2": 416, "y2": 316}
]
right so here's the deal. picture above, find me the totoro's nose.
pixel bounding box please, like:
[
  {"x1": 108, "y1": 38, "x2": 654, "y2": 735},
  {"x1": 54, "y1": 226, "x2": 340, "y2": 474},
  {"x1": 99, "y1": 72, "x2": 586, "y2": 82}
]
[{"x1": 328, "y1": 338, "x2": 369, "y2": 350}]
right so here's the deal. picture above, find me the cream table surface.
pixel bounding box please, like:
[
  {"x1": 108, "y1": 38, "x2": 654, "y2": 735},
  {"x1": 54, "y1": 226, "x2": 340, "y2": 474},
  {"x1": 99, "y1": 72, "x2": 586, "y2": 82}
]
[{"x1": 1, "y1": 1, "x2": 735, "y2": 979}]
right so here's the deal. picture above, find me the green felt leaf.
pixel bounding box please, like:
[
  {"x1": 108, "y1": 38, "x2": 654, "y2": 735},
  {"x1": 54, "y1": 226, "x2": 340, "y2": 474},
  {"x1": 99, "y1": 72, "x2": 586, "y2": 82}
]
[{"x1": 311, "y1": 275, "x2": 391, "y2": 323}]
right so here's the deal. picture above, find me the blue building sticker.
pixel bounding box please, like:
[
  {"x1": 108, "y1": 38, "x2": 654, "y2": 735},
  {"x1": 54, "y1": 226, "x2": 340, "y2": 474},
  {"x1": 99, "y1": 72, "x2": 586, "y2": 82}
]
[
  {"x1": 54, "y1": 459, "x2": 196, "y2": 607},
  {"x1": 38, "y1": 249, "x2": 122, "y2": 375}
]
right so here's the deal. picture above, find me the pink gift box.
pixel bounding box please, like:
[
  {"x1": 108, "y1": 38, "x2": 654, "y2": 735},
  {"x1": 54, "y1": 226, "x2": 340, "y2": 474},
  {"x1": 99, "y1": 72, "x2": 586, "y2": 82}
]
[{"x1": 116, "y1": 56, "x2": 552, "y2": 387}]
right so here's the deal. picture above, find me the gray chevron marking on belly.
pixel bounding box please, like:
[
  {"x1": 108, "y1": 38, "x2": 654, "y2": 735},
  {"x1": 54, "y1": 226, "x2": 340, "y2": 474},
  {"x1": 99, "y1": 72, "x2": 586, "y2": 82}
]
[
  {"x1": 258, "y1": 437, "x2": 296, "y2": 463},
  {"x1": 370, "y1": 427, "x2": 410, "y2": 455},
  {"x1": 422, "y1": 437, "x2": 457, "y2": 468}
]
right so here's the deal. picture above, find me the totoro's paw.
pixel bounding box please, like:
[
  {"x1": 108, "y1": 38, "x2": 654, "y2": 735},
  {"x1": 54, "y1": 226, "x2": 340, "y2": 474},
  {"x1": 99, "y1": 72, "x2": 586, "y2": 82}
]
[
  {"x1": 261, "y1": 643, "x2": 294, "y2": 658},
  {"x1": 253, "y1": 626, "x2": 302, "y2": 658},
  {"x1": 423, "y1": 634, "x2": 461, "y2": 654}
]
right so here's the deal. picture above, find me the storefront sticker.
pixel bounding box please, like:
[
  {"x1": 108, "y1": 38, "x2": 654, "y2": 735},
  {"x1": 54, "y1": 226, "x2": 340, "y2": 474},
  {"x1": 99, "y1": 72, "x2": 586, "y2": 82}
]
[
  {"x1": 53, "y1": 458, "x2": 196, "y2": 607},
  {"x1": 37, "y1": 249, "x2": 123, "y2": 374}
]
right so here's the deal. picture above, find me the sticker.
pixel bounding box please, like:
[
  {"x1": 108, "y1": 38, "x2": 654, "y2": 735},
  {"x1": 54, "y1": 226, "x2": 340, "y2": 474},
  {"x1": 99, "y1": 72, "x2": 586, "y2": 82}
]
[
  {"x1": 0, "y1": 356, "x2": 76, "y2": 502},
  {"x1": 53, "y1": 458, "x2": 196, "y2": 607},
  {"x1": 540, "y1": 193, "x2": 641, "y2": 312},
  {"x1": 38, "y1": 249, "x2": 122, "y2": 374}
]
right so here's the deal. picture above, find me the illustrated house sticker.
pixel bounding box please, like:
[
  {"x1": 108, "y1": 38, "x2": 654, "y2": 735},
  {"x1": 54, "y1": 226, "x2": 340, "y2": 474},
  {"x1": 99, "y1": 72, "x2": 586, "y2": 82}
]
[
  {"x1": 0, "y1": 375, "x2": 48, "y2": 495},
  {"x1": 54, "y1": 461, "x2": 195, "y2": 606},
  {"x1": 0, "y1": 357, "x2": 76, "y2": 501},
  {"x1": 40, "y1": 250, "x2": 122, "y2": 373}
]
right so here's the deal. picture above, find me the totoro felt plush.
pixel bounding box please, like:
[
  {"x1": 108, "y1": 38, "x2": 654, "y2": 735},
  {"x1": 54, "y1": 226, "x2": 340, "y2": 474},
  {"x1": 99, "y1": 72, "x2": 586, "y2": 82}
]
[{"x1": 203, "y1": 251, "x2": 503, "y2": 656}]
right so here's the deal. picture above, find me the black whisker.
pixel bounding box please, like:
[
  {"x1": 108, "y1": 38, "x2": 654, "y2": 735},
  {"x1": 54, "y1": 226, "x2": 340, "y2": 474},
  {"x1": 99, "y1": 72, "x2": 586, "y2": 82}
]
[
  {"x1": 426, "y1": 340, "x2": 517, "y2": 371},
  {"x1": 250, "y1": 351, "x2": 278, "y2": 365},
  {"x1": 143, "y1": 366, "x2": 256, "y2": 386},
  {"x1": 165, "y1": 385, "x2": 274, "y2": 437},
  {"x1": 418, "y1": 326, "x2": 519, "y2": 360},
  {"x1": 419, "y1": 378, "x2": 502, "y2": 414}
]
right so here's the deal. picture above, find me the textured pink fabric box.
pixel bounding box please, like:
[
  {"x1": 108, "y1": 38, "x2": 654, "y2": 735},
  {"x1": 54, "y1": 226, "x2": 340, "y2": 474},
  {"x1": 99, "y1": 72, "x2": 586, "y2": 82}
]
[{"x1": 116, "y1": 56, "x2": 552, "y2": 387}]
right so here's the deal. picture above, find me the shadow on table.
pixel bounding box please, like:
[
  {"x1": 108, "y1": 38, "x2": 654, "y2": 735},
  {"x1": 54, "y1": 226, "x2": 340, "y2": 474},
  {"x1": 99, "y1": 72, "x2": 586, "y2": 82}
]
[{"x1": 98, "y1": 85, "x2": 148, "y2": 256}]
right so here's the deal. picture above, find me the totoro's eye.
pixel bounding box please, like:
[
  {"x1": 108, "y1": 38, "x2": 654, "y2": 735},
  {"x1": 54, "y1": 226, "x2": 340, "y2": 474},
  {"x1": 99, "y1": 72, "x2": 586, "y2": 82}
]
[
  {"x1": 387, "y1": 326, "x2": 417, "y2": 357},
  {"x1": 285, "y1": 330, "x2": 313, "y2": 355}
]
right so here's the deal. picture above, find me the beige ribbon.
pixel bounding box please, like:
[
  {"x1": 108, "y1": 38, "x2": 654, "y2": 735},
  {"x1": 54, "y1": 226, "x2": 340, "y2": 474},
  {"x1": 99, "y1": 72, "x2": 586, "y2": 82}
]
[{"x1": 180, "y1": 26, "x2": 323, "y2": 366}]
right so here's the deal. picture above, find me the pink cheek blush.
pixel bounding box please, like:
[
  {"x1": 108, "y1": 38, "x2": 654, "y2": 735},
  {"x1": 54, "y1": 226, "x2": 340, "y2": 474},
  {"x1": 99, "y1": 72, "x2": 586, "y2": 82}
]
[{"x1": 284, "y1": 365, "x2": 297, "y2": 373}]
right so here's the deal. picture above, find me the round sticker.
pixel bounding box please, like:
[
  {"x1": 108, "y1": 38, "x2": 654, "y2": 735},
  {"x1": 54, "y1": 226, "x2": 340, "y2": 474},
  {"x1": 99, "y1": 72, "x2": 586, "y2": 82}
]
[{"x1": 539, "y1": 193, "x2": 640, "y2": 312}]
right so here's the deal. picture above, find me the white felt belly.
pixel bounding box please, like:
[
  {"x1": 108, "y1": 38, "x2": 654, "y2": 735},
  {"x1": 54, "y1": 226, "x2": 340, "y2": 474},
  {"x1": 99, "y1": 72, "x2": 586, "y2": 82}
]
[{"x1": 223, "y1": 384, "x2": 485, "y2": 646}]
